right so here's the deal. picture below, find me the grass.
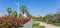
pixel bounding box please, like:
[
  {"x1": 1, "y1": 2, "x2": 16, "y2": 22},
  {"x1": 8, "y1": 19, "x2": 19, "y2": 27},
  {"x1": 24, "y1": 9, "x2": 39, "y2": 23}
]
[
  {"x1": 32, "y1": 19, "x2": 45, "y2": 28},
  {"x1": 42, "y1": 20, "x2": 60, "y2": 26},
  {"x1": 51, "y1": 23, "x2": 60, "y2": 26},
  {"x1": 33, "y1": 26, "x2": 45, "y2": 28}
]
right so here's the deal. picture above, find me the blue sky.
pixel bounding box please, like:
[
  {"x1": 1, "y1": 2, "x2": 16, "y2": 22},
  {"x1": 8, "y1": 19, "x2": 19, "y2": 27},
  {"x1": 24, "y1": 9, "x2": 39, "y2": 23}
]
[
  {"x1": 0, "y1": 0, "x2": 60, "y2": 16},
  {"x1": 0, "y1": 0, "x2": 18, "y2": 15}
]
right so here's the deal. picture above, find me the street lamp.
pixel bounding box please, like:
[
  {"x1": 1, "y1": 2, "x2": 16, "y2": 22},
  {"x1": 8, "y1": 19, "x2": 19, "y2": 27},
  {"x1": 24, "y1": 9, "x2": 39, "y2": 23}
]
[
  {"x1": 18, "y1": 0, "x2": 19, "y2": 18},
  {"x1": 14, "y1": 0, "x2": 20, "y2": 18}
]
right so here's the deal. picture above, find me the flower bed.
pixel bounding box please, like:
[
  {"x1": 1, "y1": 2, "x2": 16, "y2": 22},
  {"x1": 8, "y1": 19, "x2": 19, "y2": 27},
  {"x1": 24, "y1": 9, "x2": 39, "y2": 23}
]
[{"x1": 0, "y1": 16, "x2": 30, "y2": 28}]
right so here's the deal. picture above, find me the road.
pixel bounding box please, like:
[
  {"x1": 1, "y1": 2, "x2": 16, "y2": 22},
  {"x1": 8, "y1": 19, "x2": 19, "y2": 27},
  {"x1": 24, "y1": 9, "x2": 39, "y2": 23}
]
[{"x1": 39, "y1": 22, "x2": 60, "y2": 28}]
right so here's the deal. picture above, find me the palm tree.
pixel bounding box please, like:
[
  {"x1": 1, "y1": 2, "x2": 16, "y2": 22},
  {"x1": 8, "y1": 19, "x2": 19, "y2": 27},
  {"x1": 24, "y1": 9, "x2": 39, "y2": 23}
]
[
  {"x1": 20, "y1": 6, "x2": 32, "y2": 18},
  {"x1": 20, "y1": 6, "x2": 26, "y2": 14},
  {"x1": 13, "y1": 11, "x2": 18, "y2": 18},
  {"x1": 7, "y1": 8, "x2": 12, "y2": 16},
  {"x1": 25, "y1": 8, "x2": 32, "y2": 18},
  {"x1": 26, "y1": 12, "x2": 30, "y2": 18}
]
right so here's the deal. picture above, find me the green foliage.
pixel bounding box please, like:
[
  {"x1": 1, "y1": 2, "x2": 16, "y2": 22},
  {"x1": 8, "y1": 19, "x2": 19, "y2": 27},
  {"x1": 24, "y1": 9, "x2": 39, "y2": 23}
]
[
  {"x1": 20, "y1": 6, "x2": 26, "y2": 14},
  {"x1": 7, "y1": 8, "x2": 12, "y2": 16},
  {"x1": 41, "y1": 13, "x2": 60, "y2": 26},
  {"x1": 19, "y1": 14, "x2": 24, "y2": 18},
  {"x1": 32, "y1": 19, "x2": 45, "y2": 28},
  {"x1": 32, "y1": 19, "x2": 39, "y2": 26},
  {"x1": 7, "y1": 8, "x2": 12, "y2": 13},
  {"x1": 20, "y1": 6, "x2": 31, "y2": 18},
  {"x1": 33, "y1": 26, "x2": 45, "y2": 28},
  {"x1": 12, "y1": 11, "x2": 18, "y2": 18}
]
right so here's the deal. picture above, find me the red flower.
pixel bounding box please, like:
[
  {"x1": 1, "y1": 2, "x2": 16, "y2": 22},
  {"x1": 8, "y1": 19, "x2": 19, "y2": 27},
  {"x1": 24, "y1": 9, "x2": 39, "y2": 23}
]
[
  {"x1": 0, "y1": 16, "x2": 31, "y2": 27},
  {"x1": 11, "y1": 17, "x2": 15, "y2": 21},
  {"x1": 23, "y1": 18, "x2": 30, "y2": 24},
  {"x1": 15, "y1": 18, "x2": 20, "y2": 22}
]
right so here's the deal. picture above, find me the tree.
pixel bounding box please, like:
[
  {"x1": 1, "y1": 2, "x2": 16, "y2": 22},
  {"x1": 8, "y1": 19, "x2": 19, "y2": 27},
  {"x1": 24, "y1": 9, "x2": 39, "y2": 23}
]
[
  {"x1": 55, "y1": 9, "x2": 60, "y2": 14},
  {"x1": 26, "y1": 11, "x2": 31, "y2": 18},
  {"x1": 20, "y1": 6, "x2": 26, "y2": 14},
  {"x1": 7, "y1": 8, "x2": 12, "y2": 16},
  {"x1": 52, "y1": 9, "x2": 60, "y2": 23},
  {"x1": 53, "y1": 14, "x2": 60, "y2": 22},
  {"x1": 13, "y1": 11, "x2": 18, "y2": 18},
  {"x1": 42, "y1": 14, "x2": 53, "y2": 23},
  {"x1": 20, "y1": 6, "x2": 32, "y2": 18},
  {"x1": 19, "y1": 14, "x2": 24, "y2": 18}
]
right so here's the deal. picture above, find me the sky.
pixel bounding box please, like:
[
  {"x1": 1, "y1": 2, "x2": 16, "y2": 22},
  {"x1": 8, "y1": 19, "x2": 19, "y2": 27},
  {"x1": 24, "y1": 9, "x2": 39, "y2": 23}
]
[
  {"x1": 0, "y1": 0, "x2": 18, "y2": 15},
  {"x1": 0, "y1": 0, "x2": 60, "y2": 16}
]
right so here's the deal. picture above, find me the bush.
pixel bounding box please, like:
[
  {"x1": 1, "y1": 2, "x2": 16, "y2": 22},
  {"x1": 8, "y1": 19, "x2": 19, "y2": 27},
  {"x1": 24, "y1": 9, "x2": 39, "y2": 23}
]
[{"x1": 32, "y1": 19, "x2": 45, "y2": 28}]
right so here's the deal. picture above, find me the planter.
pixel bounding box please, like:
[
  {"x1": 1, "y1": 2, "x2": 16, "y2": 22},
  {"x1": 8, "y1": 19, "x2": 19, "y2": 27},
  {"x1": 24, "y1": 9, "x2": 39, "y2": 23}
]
[
  {"x1": 12, "y1": 24, "x2": 24, "y2": 28},
  {"x1": 0, "y1": 17, "x2": 31, "y2": 28},
  {"x1": 23, "y1": 20, "x2": 32, "y2": 28},
  {"x1": 12, "y1": 26, "x2": 24, "y2": 28},
  {"x1": 19, "y1": 24, "x2": 24, "y2": 28},
  {"x1": 12, "y1": 27, "x2": 15, "y2": 28},
  {"x1": 19, "y1": 26, "x2": 24, "y2": 28}
]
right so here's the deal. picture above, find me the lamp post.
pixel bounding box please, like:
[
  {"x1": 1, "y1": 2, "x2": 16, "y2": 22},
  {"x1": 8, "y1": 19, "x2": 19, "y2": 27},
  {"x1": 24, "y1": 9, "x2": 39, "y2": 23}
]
[
  {"x1": 14, "y1": 0, "x2": 19, "y2": 18},
  {"x1": 18, "y1": 0, "x2": 19, "y2": 18},
  {"x1": 14, "y1": 0, "x2": 24, "y2": 28}
]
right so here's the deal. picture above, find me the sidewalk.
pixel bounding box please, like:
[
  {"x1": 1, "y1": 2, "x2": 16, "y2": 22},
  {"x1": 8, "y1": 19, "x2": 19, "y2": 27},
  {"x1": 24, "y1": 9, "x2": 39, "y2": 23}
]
[{"x1": 39, "y1": 22, "x2": 60, "y2": 28}]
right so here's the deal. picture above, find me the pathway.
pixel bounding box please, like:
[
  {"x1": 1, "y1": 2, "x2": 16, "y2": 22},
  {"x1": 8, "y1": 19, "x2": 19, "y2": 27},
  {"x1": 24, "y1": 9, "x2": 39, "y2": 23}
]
[{"x1": 39, "y1": 22, "x2": 60, "y2": 28}]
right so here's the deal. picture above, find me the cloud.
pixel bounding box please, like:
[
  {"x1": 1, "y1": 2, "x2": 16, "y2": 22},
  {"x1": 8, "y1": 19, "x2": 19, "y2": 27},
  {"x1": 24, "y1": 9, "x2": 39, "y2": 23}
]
[{"x1": 13, "y1": 2, "x2": 18, "y2": 5}]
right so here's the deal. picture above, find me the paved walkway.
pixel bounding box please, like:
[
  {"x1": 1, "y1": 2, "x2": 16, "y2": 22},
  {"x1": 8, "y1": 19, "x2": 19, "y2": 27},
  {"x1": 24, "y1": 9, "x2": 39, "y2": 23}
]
[
  {"x1": 39, "y1": 22, "x2": 60, "y2": 28},
  {"x1": 23, "y1": 20, "x2": 32, "y2": 28}
]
